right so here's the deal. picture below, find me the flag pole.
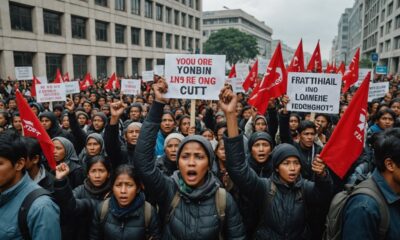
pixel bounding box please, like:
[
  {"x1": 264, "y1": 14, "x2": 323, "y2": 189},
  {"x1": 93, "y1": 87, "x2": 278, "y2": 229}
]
[{"x1": 190, "y1": 99, "x2": 196, "y2": 127}]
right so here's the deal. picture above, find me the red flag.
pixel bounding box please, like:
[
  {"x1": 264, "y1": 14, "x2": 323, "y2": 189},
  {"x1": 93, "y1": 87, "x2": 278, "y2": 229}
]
[
  {"x1": 287, "y1": 39, "x2": 305, "y2": 72},
  {"x1": 228, "y1": 64, "x2": 236, "y2": 78},
  {"x1": 337, "y1": 61, "x2": 345, "y2": 75},
  {"x1": 320, "y1": 72, "x2": 371, "y2": 179},
  {"x1": 79, "y1": 73, "x2": 93, "y2": 91},
  {"x1": 325, "y1": 62, "x2": 331, "y2": 73},
  {"x1": 248, "y1": 42, "x2": 287, "y2": 114},
  {"x1": 53, "y1": 68, "x2": 63, "y2": 83},
  {"x1": 331, "y1": 61, "x2": 338, "y2": 73},
  {"x1": 104, "y1": 72, "x2": 120, "y2": 90},
  {"x1": 242, "y1": 60, "x2": 258, "y2": 91},
  {"x1": 30, "y1": 76, "x2": 41, "y2": 97},
  {"x1": 342, "y1": 48, "x2": 360, "y2": 93},
  {"x1": 307, "y1": 41, "x2": 322, "y2": 73},
  {"x1": 15, "y1": 90, "x2": 56, "y2": 170},
  {"x1": 63, "y1": 72, "x2": 70, "y2": 82}
]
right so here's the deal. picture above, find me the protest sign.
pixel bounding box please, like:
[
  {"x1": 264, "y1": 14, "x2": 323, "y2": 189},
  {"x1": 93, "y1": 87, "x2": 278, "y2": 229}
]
[
  {"x1": 355, "y1": 69, "x2": 373, "y2": 87},
  {"x1": 121, "y1": 79, "x2": 141, "y2": 95},
  {"x1": 258, "y1": 59, "x2": 269, "y2": 75},
  {"x1": 37, "y1": 76, "x2": 48, "y2": 84},
  {"x1": 15, "y1": 67, "x2": 33, "y2": 80},
  {"x1": 164, "y1": 54, "x2": 226, "y2": 100},
  {"x1": 228, "y1": 77, "x2": 245, "y2": 93},
  {"x1": 287, "y1": 72, "x2": 342, "y2": 114},
  {"x1": 368, "y1": 82, "x2": 389, "y2": 102},
  {"x1": 154, "y1": 65, "x2": 165, "y2": 76},
  {"x1": 64, "y1": 81, "x2": 80, "y2": 94},
  {"x1": 235, "y1": 63, "x2": 249, "y2": 79},
  {"x1": 36, "y1": 83, "x2": 66, "y2": 103},
  {"x1": 142, "y1": 71, "x2": 154, "y2": 82}
]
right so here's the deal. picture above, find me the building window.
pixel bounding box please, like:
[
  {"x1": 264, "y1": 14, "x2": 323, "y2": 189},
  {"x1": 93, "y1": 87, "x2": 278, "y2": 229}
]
[
  {"x1": 386, "y1": 20, "x2": 392, "y2": 34},
  {"x1": 14, "y1": 52, "x2": 34, "y2": 67},
  {"x1": 175, "y1": 35, "x2": 180, "y2": 49},
  {"x1": 73, "y1": 55, "x2": 87, "y2": 79},
  {"x1": 157, "y1": 59, "x2": 165, "y2": 65},
  {"x1": 43, "y1": 10, "x2": 61, "y2": 35},
  {"x1": 95, "y1": 0, "x2": 107, "y2": 7},
  {"x1": 46, "y1": 53, "x2": 63, "y2": 80},
  {"x1": 96, "y1": 20, "x2": 108, "y2": 41},
  {"x1": 188, "y1": 15, "x2": 193, "y2": 29},
  {"x1": 145, "y1": 59, "x2": 153, "y2": 70},
  {"x1": 174, "y1": 10, "x2": 179, "y2": 25},
  {"x1": 195, "y1": 38, "x2": 200, "y2": 52},
  {"x1": 189, "y1": 0, "x2": 194, "y2": 8},
  {"x1": 181, "y1": 0, "x2": 186, "y2": 5},
  {"x1": 145, "y1": 30, "x2": 153, "y2": 47},
  {"x1": 395, "y1": 37, "x2": 400, "y2": 49},
  {"x1": 166, "y1": 33, "x2": 172, "y2": 48},
  {"x1": 9, "y1": 2, "x2": 33, "y2": 31},
  {"x1": 115, "y1": 24, "x2": 125, "y2": 44},
  {"x1": 71, "y1": 15, "x2": 86, "y2": 39},
  {"x1": 166, "y1": 8, "x2": 172, "y2": 23},
  {"x1": 115, "y1": 0, "x2": 125, "y2": 11},
  {"x1": 195, "y1": 18, "x2": 200, "y2": 30},
  {"x1": 388, "y1": 2, "x2": 394, "y2": 16},
  {"x1": 132, "y1": 58, "x2": 140, "y2": 77},
  {"x1": 188, "y1": 37, "x2": 193, "y2": 51},
  {"x1": 156, "y1": 32, "x2": 163, "y2": 48},
  {"x1": 156, "y1": 4, "x2": 163, "y2": 21},
  {"x1": 182, "y1": 36, "x2": 186, "y2": 50},
  {"x1": 396, "y1": 15, "x2": 400, "y2": 29},
  {"x1": 181, "y1": 13, "x2": 186, "y2": 27},
  {"x1": 131, "y1": 27, "x2": 141, "y2": 45},
  {"x1": 97, "y1": 56, "x2": 108, "y2": 79},
  {"x1": 131, "y1": 0, "x2": 140, "y2": 15},
  {"x1": 145, "y1": 0, "x2": 153, "y2": 18},
  {"x1": 116, "y1": 57, "x2": 125, "y2": 76}
]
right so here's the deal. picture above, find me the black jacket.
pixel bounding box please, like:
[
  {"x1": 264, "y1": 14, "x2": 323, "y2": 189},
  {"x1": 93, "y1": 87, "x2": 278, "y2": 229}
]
[
  {"x1": 155, "y1": 155, "x2": 177, "y2": 177},
  {"x1": 134, "y1": 101, "x2": 246, "y2": 240},
  {"x1": 104, "y1": 122, "x2": 135, "y2": 167},
  {"x1": 224, "y1": 133, "x2": 333, "y2": 240}
]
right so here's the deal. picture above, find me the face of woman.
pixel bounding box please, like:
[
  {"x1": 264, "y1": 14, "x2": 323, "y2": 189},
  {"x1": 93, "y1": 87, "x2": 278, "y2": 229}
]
[
  {"x1": 390, "y1": 102, "x2": 400, "y2": 116},
  {"x1": 113, "y1": 173, "x2": 138, "y2": 208},
  {"x1": 201, "y1": 130, "x2": 214, "y2": 141},
  {"x1": 53, "y1": 140, "x2": 66, "y2": 162},
  {"x1": 179, "y1": 118, "x2": 190, "y2": 135},
  {"x1": 251, "y1": 140, "x2": 271, "y2": 163},
  {"x1": 178, "y1": 142, "x2": 209, "y2": 188},
  {"x1": 125, "y1": 126, "x2": 141, "y2": 145},
  {"x1": 377, "y1": 113, "x2": 394, "y2": 129},
  {"x1": 78, "y1": 115, "x2": 87, "y2": 126},
  {"x1": 86, "y1": 138, "x2": 102, "y2": 156},
  {"x1": 88, "y1": 162, "x2": 110, "y2": 187},
  {"x1": 12, "y1": 116, "x2": 22, "y2": 130},
  {"x1": 161, "y1": 114, "x2": 175, "y2": 134},
  {"x1": 83, "y1": 103, "x2": 92, "y2": 113},
  {"x1": 289, "y1": 116, "x2": 299, "y2": 131},
  {"x1": 165, "y1": 138, "x2": 180, "y2": 162},
  {"x1": 255, "y1": 119, "x2": 267, "y2": 132},
  {"x1": 215, "y1": 141, "x2": 226, "y2": 162},
  {"x1": 62, "y1": 116, "x2": 70, "y2": 129},
  {"x1": 277, "y1": 156, "x2": 301, "y2": 184},
  {"x1": 92, "y1": 116, "x2": 105, "y2": 131}
]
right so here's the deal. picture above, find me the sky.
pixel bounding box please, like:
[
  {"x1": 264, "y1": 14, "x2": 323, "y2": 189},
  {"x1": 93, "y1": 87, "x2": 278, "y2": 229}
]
[{"x1": 203, "y1": 0, "x2": 355, "y2": 60}]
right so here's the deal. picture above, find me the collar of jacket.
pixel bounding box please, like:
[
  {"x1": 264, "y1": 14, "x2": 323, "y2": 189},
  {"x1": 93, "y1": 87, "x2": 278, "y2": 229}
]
[
  {"x1": 172, "y1": 171, "x2": 220, "y2": 201},
  {"x1": 372, "y1": 169, "x2": 400, "y2": 204},
  {"x1": 0, "y1": 173, "x2": 30, "y2": 207},
  {"x1": 84, "y1": 178, "x2": 111, "y2": 197},
  {"x1": 271, "y1": 172, "x2": 303, "y2": 192}
]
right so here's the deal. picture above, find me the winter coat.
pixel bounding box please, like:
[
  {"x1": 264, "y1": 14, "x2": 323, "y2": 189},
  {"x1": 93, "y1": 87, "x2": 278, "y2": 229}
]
[
  {"x1": 104, "y1": 122, "x2": 134, "y2": 167},
  {"x1": 134, "y1": 101, "x2": 246, "y2": 240},
  {"x1": 40, "y1": 111, "x2": 76, "y2": 146},
  {"x1": 156, "y1": 155, "x2": 177, "y2": 177},
  {"x1": 224, "y1": 133, "x2": 333, "y2": 240}
]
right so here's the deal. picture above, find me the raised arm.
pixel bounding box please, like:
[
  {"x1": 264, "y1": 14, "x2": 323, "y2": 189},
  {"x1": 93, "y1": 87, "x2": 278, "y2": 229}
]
[
  {"x1": 65, "y1": 99, "x2": 87, "y2": 154},
  {"x1": 104, "y1": 101, "x2": 125, "y2": 168},
  {"x1": 278, "y1": 95, "x2": 293, "y2": 144}
]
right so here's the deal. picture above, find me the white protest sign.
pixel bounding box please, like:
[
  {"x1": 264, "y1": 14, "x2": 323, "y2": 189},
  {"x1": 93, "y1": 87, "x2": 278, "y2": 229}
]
[
  {"x1": 228, "y1": 78, "x2": 245, "y2": 93},
  {"x1": 154, "y1": 65, "x2": 165, "y2": 76},
  {"x1": 368, "y1": 82, "x2": 389, "y2": 102},
  {"x1": 121, "y1": 79, "x2": 141, "y2": 95},
  {"x1": 37, "y1": 76, "x2": 48, "y2": 84},
  {"x1": 287, "y1": 72, "x2": 342, "y2": 114},
  {"x1": 355, "y1": 69, "x2": 373, "y2": 87},
  {"x1": 235, "y1": 63, "x2": 249, "y2": 79},
  {"x1": 258, "y1": 59, "x2": 269, "y2": 75},
  {"x1": 142, "y1": 71, "x2": 154, "y2": 82},
  {"x1": 15, "y1": 67, "x2": 33, "y2": 80},
  {"x1": 165, "y1": 54, "x2": 226, "y2": 100},
  {"x1": 36, "y1": 83, "x2": 66, "y2": 103},
  {"x1": 64, "y1": 81, "x2": 80, "y2": 94}
]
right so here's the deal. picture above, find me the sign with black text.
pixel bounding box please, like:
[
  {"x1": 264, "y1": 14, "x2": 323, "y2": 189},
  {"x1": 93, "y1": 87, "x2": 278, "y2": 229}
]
[
  {"x1": 121, "y1": 79, "x2": 141, "y2": 95},
  {"x1": 15, "y1": 67, "x2": 33, "y2": 80},
  {"x1": 64, "y1": 81, "x2": 80, "y2": 94},
  {"x1": 368, "y1": 82, "x2": 389, "y2": 102},
  {"x1": 36, "y1": 83, "x2": 66, "y2": 103}
]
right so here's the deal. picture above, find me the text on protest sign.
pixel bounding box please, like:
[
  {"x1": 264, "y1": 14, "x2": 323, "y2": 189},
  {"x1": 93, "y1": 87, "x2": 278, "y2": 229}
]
[
  {"x1": 227, "y1": 78, "x2": 245, "y2": 93},
  {"x1": 15, "y1": 67, "x2": 33, "y2": 80},
  {"x1": 64, "y1": 81, "x2": 80, "y2": 94},
  {"x1": 368, "y1": 82, "x2": 389, "y2": 102},
  {"x1": 154, "y1": 65, "x2": 165, "y2": 76},
  {"x1": 36, "y1": 83, "x2": 66, "y2": 103},
  {"x1": 164, "y1": 54, "x2": 226, "y2": 100},
  {"x1": 142, "y1": 71, "x2": 154, "y2": 82},
  {"x1": 287, "y1": 72, "x2": 342, "y2": 114},
  {"x1": 121, "y1": 79, "x2": 141, "y2": 95}
]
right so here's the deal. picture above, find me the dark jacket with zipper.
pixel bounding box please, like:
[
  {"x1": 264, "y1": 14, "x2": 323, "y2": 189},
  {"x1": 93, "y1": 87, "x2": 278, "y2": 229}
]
[{"x1": 104, "y1": 121, "x2": 135, "y2": 167}]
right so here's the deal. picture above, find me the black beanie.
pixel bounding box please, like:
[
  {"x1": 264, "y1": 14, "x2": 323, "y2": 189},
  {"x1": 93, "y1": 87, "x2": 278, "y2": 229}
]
[
  {"x1": 271, "y1": 143, "x2": 301, "y2": 169},
  {"x1": 248, "y1": 131, "x2": 274, "y2": 150}
]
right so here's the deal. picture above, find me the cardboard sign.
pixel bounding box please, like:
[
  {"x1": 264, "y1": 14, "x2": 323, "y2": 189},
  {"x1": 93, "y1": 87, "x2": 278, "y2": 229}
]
[
  {"x1": 287, "y1": 72, "x2": 342, "y2": 114},
  {"x1": 121, "y1": 79, "x2": 141, "y2": 95},
  {"x1": 154, "y1": 65, "x2": 165, "y2": 76},
  {"x1": 368, "y1": 82, "x2": 389, "y2": 102},
  {"x1": 228, "y1": 77, "x2": 245, "y2": 93},
  {"x1": 142, "y1": 71, "x2": 154, "y2": 82},
  {"x1": 355, "y1": 69, "x2": 373, "y2": 87},
  {"x1": 36, "y1": 83, "x2": 66, "y2": 103},
  {"x1": 164, "y1": 54, "x2": 226, "y2": 100},
  {"x1": 15, "y1": 67, "x2": 33, "y2": 80},
  {"x1": 64, "y1": 81, "x2": 80, "y2": 94},
  {"x1": 258, "y1": 59, "x2": 269, "y2": 75}
]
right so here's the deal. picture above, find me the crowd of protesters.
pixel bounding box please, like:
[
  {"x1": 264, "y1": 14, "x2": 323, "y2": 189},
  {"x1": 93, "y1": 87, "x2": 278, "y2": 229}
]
[{"x1": 0, "y1": 72, "x2": 399, "y2": 240}]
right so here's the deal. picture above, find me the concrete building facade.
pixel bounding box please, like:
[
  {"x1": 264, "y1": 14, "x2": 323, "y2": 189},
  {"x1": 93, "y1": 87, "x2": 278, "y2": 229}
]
[
  {"x1": 271, "y1": 40, "x2": 294, "y2": 64},
  {"x1": 202, "y1": 9, "x2": 273, "y2": 59},
  {"x1": 0, "y1": 0, "x2": 202, "y2": 80},
  {"x1": 335, "y1": 8, "x2": 352, "y2": 65},
  {"x1": 348, "y1": 0, "x2": 364, "y2": 59}
]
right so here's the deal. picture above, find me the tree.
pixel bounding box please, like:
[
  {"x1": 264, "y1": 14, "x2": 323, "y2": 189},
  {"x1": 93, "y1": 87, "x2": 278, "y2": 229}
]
[
  {"x1": 359, "y1": 58, "x2": 373, "y2": 68},
  {"x1": 203, "y1": 28, "x2": 259, "y2": 65}
]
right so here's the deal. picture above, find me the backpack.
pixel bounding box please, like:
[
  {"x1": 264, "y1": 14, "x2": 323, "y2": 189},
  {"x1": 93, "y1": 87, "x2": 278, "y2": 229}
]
[
  {"x1": 99, "y1": 198, "x2": 153, "y2": 229},
  {"x1": 165, "y1": 188, "x2": 227, "y2": 240},
  {"x1": 18, "y1": 188, "x2": 52, "y2": 240},
  {"x1": 323, "y1": 177, "x2": 390, "y2": 240}
]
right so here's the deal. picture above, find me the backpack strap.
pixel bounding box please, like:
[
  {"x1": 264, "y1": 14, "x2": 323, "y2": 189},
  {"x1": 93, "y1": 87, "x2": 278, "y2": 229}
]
[
  {"x1": 18, "y1": 188, "x2": 51, "y2": 240},
  {"x1": 215, "y1": 188, "x2": 227, "y2": 240},
  {"x1": 100, "y1": 198, "x2": 110, "y2": 223},
  {"x1": 352, "y1": 178, "x2": 390, "y2": 240},
  {"x1": 165, "y1": 191, "x2": 181, "y2": 224},
  {"x1": 144, "y1": 201, "x2": 152, "y2": 229}
]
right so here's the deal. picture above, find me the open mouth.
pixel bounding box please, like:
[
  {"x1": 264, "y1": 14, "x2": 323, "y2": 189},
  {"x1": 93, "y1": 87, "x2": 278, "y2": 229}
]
[
  {"x1": 186, "y1": 170, "x2": 198, "y2": 181},
  {"x1": 288, "y1": 173, "x2": 297, "y2": 181}
]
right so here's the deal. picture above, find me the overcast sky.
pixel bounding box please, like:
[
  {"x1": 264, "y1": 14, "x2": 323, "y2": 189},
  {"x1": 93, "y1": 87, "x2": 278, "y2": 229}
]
[{"x1": 203, "y1": 0, "x2": 355, "y2": 60}]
